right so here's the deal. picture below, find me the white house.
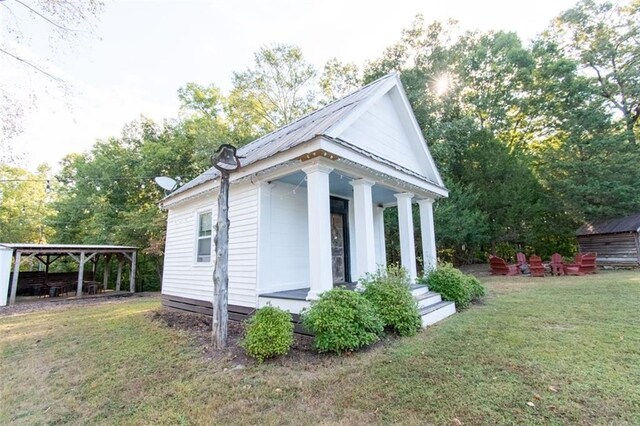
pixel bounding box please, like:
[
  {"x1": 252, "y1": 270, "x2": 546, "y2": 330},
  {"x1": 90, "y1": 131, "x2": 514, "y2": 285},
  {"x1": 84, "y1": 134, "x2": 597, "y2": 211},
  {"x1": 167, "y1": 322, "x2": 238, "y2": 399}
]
[{"x1": 160, "y1": 73, "x2": 455, "y2": 326}]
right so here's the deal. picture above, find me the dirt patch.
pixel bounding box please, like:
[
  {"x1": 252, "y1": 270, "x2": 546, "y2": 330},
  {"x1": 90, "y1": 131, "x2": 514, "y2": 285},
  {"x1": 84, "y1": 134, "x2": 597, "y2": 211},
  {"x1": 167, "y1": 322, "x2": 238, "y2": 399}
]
[
  {"x1": 150, "y1": 307, "x2": 395, "y2": 368},
  {"x1": 0, "y1": 292, "x2": 159, "y2": 316}
]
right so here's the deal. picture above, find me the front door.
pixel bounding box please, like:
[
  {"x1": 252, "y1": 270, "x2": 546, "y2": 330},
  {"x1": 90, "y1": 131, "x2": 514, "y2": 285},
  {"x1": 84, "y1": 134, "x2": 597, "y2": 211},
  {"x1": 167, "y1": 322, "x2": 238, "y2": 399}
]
[{"x1": 330, "y1": 197, "x2": 350, "y2": 284}]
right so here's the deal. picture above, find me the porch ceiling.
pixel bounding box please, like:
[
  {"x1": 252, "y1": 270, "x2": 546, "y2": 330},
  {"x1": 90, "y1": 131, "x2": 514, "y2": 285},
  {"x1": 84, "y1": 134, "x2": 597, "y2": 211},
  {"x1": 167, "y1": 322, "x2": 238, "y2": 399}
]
[{"x1": 276, "y1": 170, "x2": 398, "y2": 205}]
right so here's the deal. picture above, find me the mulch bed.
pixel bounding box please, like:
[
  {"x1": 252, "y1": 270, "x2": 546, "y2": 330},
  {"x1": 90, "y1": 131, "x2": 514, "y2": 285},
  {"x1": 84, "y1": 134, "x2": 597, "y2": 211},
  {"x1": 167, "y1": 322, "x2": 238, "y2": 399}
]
[{"x1": 150, "y1": 307, "x2": 395, "y2": 368}]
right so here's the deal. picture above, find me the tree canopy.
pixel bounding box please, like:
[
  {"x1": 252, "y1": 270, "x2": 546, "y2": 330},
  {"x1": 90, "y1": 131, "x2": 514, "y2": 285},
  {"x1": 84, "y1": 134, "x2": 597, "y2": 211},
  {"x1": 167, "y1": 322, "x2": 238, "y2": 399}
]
[{"x1": 2, "y1": 0, "x2": 639, "y2": 286}]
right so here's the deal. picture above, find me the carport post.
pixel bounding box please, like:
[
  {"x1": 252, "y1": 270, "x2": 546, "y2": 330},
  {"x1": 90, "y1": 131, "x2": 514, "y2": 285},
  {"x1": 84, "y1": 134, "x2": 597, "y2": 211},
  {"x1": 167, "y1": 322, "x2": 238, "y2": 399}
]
[
  {"x1": 116, "y1": 258, "x2": 122, "y2": 292},
  {"x1": 129, "y1": 251, "x2": 136, "y2": 293},
  {"x1": 9, "y1": 250, "x2": 21, "y2": 306},
  {"x1": 103, "y1": 255, "x2": 111, "y2": 291},
  {"x1": 76, "y1": 251, "x2": 85, "y2": 297}
]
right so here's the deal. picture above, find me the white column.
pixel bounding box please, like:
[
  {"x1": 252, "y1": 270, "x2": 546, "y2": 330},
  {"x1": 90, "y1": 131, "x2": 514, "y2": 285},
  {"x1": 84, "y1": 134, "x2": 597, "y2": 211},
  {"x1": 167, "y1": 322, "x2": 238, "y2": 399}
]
[
  {"x1": 303, "y1": 163, "x2": 334, "y2": 300},
  {"x1": 394, "y1": 192, "x2": 417, "y2": 281},
  {"x1": 418, "y1": 198, "x2": 437, "y2": 273},
  {"x1": 349, "y1": 179, "x2": 376, "y2": 280},
  {"x1": 9, "y1": 251, "x2": 21, "y2": 306},
  {"x1": 373, "y1": 206, "x2": 387, "y2": 268}
]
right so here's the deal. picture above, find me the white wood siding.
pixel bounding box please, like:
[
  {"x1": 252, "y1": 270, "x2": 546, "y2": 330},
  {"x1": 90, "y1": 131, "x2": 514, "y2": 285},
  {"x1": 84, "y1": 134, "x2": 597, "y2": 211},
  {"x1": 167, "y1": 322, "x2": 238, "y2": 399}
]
[
  {"x1": 338, "y1": 92, "x2": 437, "y2": 182},
  {"x1": 257, "y1": 182, "x2": 310, "y2": 293},
  {"x1": 162, "y1": 182, "x2": 259, "y2": 307}
]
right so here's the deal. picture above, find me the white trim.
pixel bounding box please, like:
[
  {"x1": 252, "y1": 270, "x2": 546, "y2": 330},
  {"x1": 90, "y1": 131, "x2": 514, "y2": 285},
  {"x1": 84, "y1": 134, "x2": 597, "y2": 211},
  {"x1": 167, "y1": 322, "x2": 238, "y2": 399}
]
[
  {"x1": 257, "y1": 296, "x2": 310, "y2": 315},
  {"x1": 388, "y1": 77, "x2": 445, "y2": 187},
  {"x1": 319, "y1": 137, "x2": 448, "y2": 198},
  {"x1": 417, "y1": 198, "x2": 437, "y2": 273},
  {"x1": 395, "y1": 192, "x2": 417, "y2": 281},
  {"x1": 349, "y1": 179, "x2": 376, "y2": 280},
  {"x1": 324, "y1": 75, "x2": 397, "y2": 138},
  {"x1": 194, "y1": 206, "x2": 214, "y2": 266},
  {"x1": 303, "y1": 160, "x2": 334, "y2": 300},
  {"x1": 255, "y1": 181, "x2": 272, "y2": 295}
]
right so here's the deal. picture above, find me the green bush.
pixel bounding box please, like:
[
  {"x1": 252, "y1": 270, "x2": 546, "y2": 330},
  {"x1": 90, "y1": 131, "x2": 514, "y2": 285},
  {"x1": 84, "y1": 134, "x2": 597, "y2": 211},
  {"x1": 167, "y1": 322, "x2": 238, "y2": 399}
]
[
  {"x1": 420, "y1": 264, "x2": 485, "y2": 309},
  {"x1": 301, "y1": 288, "x2": 384, "y2": 354},
  {"x1": 241, "y1": 306, "x2": 294, "y2": 362},
  {"x1": 361, "y1": 266, "x2": 421, "y2": 336},
  {"x1": 466, "y1": 275, "x2": 486, "y2": 299}
]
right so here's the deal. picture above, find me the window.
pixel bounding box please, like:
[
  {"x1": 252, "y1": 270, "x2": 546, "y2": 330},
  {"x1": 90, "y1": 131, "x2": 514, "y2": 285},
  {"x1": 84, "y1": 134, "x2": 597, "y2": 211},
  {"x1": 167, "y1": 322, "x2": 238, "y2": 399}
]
[{"x1": 197, "y1": 211, "x2": 212, "y2": 263}]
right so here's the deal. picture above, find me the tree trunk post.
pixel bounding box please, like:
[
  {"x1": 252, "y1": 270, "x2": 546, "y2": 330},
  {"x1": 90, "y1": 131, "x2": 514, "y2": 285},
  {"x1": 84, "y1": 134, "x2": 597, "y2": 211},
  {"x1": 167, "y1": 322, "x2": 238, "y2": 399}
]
[
  {"x1": 116, "y1": 257, "x2": 123, "y2": 292},
  {"x1": 212, "y1": 171, "x2": 230, "y2": 349}
]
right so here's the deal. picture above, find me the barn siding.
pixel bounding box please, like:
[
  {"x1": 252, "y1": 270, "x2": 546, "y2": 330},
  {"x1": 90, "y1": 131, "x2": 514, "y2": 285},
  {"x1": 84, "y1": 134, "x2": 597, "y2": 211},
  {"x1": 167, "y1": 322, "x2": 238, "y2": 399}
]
[
  {"x1": 162, "y1": 181, "x2": 259, "y2": 307},
  {"x1": 578, "y1": 232, "x2": 640, "y2": 265}
]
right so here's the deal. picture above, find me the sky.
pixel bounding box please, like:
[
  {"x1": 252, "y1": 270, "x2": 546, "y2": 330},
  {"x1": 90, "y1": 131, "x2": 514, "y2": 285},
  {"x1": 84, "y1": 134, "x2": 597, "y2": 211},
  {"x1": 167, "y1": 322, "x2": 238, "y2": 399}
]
[{"x1": 3, "y1": 0, "x2": 578, "y2": 172}]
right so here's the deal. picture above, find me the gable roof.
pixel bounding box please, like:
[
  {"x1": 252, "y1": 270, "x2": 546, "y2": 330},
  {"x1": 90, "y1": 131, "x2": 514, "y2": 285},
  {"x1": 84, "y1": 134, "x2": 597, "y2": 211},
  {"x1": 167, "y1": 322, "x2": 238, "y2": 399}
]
[
  {"x1": 576, "y1": 213, "x2": 640, "y2": 236},
  {"x1": 167, "y1": 72, "x2": 441, "y2": 200}
]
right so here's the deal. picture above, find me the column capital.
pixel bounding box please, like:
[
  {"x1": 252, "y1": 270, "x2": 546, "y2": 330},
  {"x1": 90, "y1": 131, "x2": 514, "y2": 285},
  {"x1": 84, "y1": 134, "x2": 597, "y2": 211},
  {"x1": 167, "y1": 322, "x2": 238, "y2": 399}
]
[
  {"x1": 302, "y1": 162, "x2": 334, "y2": 175},
  {"x1": 417, "y1": 198, "x2": 435, "y2": 205},
  {"x1": 349, "y1": 178, "x2": 375, "y2": 188},
  {"x1": 394, "y1": 192, "x2": 415, "y2": 201}
]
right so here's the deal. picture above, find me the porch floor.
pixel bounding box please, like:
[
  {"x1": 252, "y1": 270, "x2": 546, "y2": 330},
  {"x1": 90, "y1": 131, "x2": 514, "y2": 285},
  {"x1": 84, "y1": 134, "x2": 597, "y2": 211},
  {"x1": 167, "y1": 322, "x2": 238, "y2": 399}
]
[
  {"x1": 260, "y1": 283, "x2": 358, "y2": 301},
  {"x1": 259, "y1": 283, "x2": 426, "y2": 301}
]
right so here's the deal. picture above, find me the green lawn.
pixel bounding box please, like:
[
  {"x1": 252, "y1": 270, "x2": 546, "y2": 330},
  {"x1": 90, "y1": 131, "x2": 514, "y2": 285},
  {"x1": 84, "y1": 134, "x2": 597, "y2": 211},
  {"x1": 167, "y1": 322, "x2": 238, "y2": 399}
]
[{"x1": 1, "y1": 271, "x2": 639, "y2": 425}]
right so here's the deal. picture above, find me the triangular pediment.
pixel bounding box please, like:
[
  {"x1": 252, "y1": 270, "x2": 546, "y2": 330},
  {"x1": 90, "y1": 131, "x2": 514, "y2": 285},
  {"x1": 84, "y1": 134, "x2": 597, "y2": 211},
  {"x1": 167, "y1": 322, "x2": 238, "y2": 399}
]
[{"x1": 326, "y1": 80, "x2": 442, "y2": 186}]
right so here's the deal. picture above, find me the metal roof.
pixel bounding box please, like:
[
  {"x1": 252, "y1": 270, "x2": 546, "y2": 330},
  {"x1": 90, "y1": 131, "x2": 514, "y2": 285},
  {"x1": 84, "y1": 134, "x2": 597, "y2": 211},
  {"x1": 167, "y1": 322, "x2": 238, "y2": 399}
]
[
  {"x1": 576, "y1": 213, "x2": 640, "y2": 236},
  {"x1": 166, "y1": 73, "x2": 397, "y2": 199},
  {"x1": 0, "y1": 244, "x2": 137, "y2": 253}
]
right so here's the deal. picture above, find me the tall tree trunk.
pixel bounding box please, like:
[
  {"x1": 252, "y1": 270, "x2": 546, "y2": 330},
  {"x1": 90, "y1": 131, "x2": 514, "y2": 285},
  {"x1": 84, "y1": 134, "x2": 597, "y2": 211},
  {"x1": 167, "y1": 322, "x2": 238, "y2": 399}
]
[{"x1": 212, "y1": 172, "x2": 230, "y2": 349}]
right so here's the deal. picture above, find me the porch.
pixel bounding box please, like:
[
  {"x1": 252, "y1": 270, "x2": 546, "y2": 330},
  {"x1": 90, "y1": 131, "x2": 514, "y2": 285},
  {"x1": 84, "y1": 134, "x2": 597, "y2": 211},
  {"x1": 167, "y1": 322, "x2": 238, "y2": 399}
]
[
  {"x1": 258, "y1": 282, "x2": 455, "y2": 326},
  {"x1": 254, "y1": 155, "x2": 443, "y2": 303}
]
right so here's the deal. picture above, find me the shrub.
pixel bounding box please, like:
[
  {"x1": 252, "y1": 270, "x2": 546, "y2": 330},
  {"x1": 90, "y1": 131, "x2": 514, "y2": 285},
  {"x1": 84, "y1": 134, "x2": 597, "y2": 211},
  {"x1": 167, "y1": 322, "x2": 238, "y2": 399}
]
[
  {"x1": 361, "y1": 266, "x2": 421, "y2": 336},
  {"x1": 466, "y1": 275, "x2": 486, "y2": 299},
  {"x1": 301, "y1": 288, "x2": 384, "y2": 354},
  {"x1": 420, "y1": 264, "x2": 485, "y2": 309},
  {"x1": 241, "y1": 306, "x2": 294, "y2": 362}
]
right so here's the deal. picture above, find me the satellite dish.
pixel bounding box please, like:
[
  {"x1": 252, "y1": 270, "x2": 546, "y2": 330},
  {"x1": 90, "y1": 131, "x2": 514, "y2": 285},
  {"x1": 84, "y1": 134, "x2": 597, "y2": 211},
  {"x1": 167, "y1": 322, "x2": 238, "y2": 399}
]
[{"x1": 154, "y1": 176, "x2": 178, "y2": 192}]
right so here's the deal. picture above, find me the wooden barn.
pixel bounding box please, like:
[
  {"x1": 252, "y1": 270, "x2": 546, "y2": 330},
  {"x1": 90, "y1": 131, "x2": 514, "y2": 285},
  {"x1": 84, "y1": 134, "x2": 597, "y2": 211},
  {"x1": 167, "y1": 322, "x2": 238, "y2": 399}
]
[{"x1": 576, "y1": 213, "x2": 640, "y2": 266}]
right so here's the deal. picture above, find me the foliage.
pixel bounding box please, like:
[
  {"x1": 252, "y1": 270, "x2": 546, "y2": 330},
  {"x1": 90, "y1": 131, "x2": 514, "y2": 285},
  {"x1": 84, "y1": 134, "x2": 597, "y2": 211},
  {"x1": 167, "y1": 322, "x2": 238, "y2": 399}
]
[
  {"x1": 319, "y1": 59, "x2": 362, "y2": 102},
  {"x1": 1, "y1": 0, "x2": 104, "y2": 149},
  {"x1": 361, "y1": 266, "x2": 421, "y2": 336},
  {"x1": 241, "y1": 306, "x2": 294, "y2": 363},
  {"x1": 0, "y1": 164, "x2": 55, "y2": 243},
  {"x1": 549, "y1": 0, "x2": 640, "y2": 145},
  {"x1": 420, "y1": 264, "x2": 485, "y2": 309},
  {"x1": 229, "y1": 44, "x2": 317, "y2": 133},
  {"x1": 301, "y1": 288, "x2": 384, "y2": 354},
  {"x1": 465, "y1": 274, "x2": 486, "y2": 299}
]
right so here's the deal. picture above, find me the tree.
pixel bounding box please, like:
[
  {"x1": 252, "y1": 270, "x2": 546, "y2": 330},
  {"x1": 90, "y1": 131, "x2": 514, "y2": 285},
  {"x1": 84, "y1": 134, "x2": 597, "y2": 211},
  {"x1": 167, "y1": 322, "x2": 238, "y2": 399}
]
[
  {"x1": 0, "y1": 164, "x2": 54, "y2": 243},
  {"x1": 228, "y1": 44, "x2": 317, "y2": 133},
  {"x1": 0, "y1": 0, "x2": 104, "y2": 152},
  {"x1": 549, "y1": 0, "x2": 640, "y2": 144},
  {"x1": 319, "y1": 58, "x2": 361, "y2": 102}
]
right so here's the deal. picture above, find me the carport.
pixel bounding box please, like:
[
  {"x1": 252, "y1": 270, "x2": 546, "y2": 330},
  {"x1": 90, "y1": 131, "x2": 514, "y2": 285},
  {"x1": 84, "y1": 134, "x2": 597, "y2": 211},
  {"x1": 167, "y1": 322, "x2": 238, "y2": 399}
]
[{"x1": 0, "y1": 244, "x2": 137, "y2": 307}]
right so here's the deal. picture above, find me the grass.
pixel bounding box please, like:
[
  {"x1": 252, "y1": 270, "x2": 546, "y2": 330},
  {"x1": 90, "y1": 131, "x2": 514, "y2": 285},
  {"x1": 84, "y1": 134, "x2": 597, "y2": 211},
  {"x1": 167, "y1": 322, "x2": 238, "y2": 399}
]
[{"x1": 1, "y1": 271, "x2": 639, "y2": 425}]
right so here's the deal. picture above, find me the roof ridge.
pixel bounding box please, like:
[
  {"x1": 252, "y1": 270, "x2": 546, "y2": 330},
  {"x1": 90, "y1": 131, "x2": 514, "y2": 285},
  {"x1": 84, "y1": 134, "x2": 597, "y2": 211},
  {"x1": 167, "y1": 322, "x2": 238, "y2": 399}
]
[{"x1": 239, "y1": 72, "x2": 397, "y2": 156}]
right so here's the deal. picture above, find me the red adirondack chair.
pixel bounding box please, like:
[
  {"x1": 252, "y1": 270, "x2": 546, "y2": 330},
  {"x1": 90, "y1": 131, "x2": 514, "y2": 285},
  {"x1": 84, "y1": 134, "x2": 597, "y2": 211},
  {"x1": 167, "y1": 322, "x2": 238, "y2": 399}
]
[
  {"x1": 529, "y1": 255, "x2": 545, "y2": 277},
  {"x1": 489, "y1": 255, "x2": 520, "y2": 276},
  {"x1": 550, "y1": 253, "x2": 564, "y2": 276},
  {"x1": 564, "y1": 252, "x2": 598, "y2": 275}
]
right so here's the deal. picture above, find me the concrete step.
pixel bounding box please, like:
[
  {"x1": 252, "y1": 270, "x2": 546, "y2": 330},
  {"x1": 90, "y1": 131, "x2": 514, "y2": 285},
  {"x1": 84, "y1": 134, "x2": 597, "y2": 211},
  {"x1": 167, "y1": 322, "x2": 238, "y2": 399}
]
[
  {"x1": 415, "y1": 291, "x2": 442, "y2": 309},
  {"x1": 410, "y1": 284, "x2": 429, "y2": 298},
  {"x1": 420, "y1": 301, "x2": 456, "y2": 327}
]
